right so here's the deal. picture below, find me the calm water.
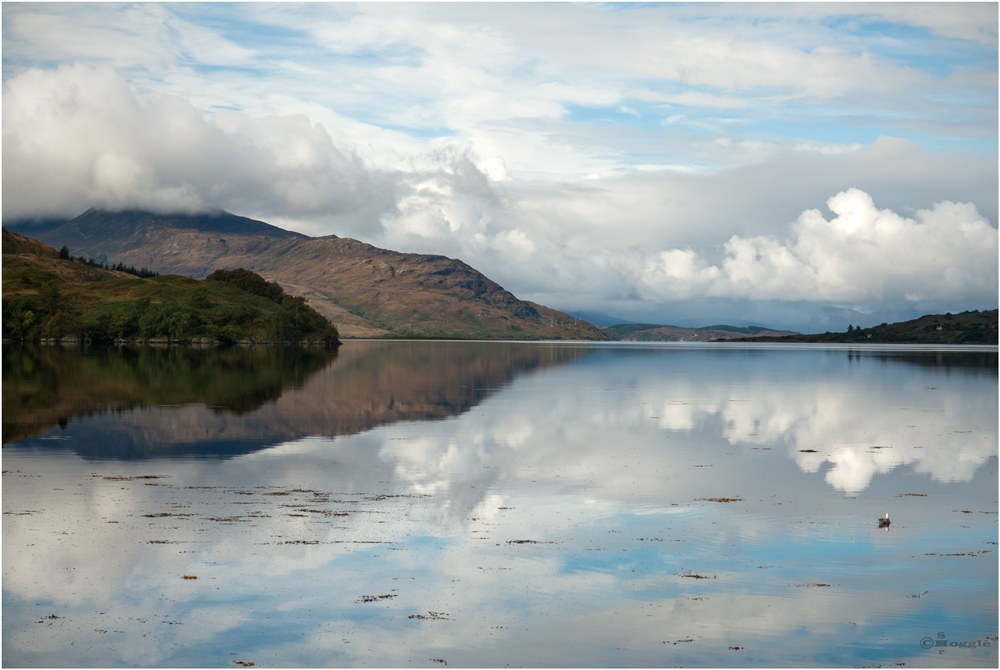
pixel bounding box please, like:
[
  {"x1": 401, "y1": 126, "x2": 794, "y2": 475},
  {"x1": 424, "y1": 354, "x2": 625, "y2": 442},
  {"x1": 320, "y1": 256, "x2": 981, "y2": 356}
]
[{"x1": 2, "y1": 341, "x2": 997, "y2": 668}]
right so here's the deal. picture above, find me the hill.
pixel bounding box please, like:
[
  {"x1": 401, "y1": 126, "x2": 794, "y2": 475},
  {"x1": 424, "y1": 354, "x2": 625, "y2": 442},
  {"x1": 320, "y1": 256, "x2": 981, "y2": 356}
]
[
  {"x1": 2, "y1": 228, "x2": 339, "y2": 345},
  {"x1": 729, "y1": 310, "x2": 998, "y2": 344},
  {"x1": 605, "y1": 322, "x2": 798, "y2": 342},
  {"x1": 17, "y1": 209, "x2": 609, "y2": 340},
  {"x1": 2, "y1": 227, "x2": 61, "y2": 258}
]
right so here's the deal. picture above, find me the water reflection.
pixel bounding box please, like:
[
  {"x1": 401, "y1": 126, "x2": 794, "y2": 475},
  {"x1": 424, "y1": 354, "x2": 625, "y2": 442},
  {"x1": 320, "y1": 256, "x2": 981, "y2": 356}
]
[
  {"x1": 3, "y1": 342, "x2": 591, "y2": 458},
  {"x1": 3, "y1": 343, "x2": 996, "y2": 667},
  {"x1": 2, "y1": 345, "x2": 337, "y2": 445}
]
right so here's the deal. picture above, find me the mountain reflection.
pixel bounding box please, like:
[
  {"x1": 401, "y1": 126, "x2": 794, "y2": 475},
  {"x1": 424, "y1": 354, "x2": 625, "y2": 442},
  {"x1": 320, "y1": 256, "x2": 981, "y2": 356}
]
[
  {"x1": 844, "y1": 347, "x2": 997, "y2": 373},
  {"x1": 2, "y1": 342, "x2": 592, "y2": 459},
  {"x1": 3, "y1": 345, "x2": 337, "y2": 445}
]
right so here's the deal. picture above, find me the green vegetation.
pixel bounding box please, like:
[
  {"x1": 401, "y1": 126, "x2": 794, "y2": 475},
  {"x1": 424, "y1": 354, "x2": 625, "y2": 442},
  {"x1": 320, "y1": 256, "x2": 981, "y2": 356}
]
[
  {"x1": 54, "y1": 239, "x2": 158, "y2": 277},
  {"x1": 106, "y1": 261, "x2": 159, "y2": 278},
  {"x1": 74, "y1": 253, "x2": 158, "y2": 276},
  {"x1": 732, "y1": 310, "x2": 998, "y2": 345},
  {"x1": 206, "y1": 268, "x2": 285, "y2": 302},
  {"x1": 3, "y1": 273, "x2": 339, "y2": 345},
  {"x1": 3, "y1": 229, "x2": 340, "y2": 345}
]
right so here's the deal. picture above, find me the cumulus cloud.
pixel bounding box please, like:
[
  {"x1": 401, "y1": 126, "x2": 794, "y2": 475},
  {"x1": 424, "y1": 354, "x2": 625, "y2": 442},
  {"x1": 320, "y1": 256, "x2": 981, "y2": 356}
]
[
  {"x1": 3, "y1": 61, "x2": 996, "y2": 327},
  {"x1": 618, "y1": 188, "x2": 997, "y2": 306},
  {"x1": 373, "y1": 146, "x2": 996, "y2": 324},
  {"x1": 1, "y1": 63, "x2": 395, "y2": 236}
]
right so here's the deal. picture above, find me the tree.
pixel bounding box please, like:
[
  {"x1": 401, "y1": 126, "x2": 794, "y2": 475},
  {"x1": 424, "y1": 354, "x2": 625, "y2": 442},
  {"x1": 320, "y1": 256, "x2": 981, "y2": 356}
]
[
  {"x1": 167, "y1": 311, "x2": 193, "y2": 341},
  {"x1": 39, "y1": 281, "x2": 60, "y2": 316},
  {"x1": 44, "y1": 312, "x2": 68, "y2": 340},
  {"x1": 187, "y1": 286, "x2": 211, "y2": 309},
  {"x1": 3, "y1": 295, "x2": 38, "y2": 339},
  {"x1": 206, "y1": 268, "x2": 285, "y2": 303},
  {"x1": 59, "y1": 245, "x2": 71, "y2": 260},
  {"x1": 268, "y1": 308, "x2": 297, "y2": 342},
  {"x1": 320, "y1": 324, "x2": 340, "y2": 346}
]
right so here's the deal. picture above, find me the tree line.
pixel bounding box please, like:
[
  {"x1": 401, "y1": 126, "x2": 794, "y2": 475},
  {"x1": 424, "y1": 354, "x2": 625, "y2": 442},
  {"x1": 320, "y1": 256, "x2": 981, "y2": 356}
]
[
  {"x1": 3, "y1": 268, "x2": 339, "y2": 346},
  {"x1": 59, "y1": 245, "x2": 158, "y2": 278}
]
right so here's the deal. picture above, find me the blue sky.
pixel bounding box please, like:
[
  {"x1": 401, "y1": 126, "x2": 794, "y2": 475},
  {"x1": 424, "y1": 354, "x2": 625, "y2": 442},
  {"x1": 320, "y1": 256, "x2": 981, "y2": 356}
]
[{"x1": 2, "y1": 3, "x2": 997, "y2": 330}]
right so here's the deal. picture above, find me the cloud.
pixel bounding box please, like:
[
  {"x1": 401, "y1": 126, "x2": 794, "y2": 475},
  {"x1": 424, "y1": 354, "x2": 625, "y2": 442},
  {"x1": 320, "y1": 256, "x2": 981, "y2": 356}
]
[
  {"x1": 3, "y1": 0, "x2": 997, "y2": 330},
  {"x1": 618, "y1": 188, "x2": 997, "y2": 306},
  {"x1": 371, "y1": 142, "x2": 996, "y2": 322},
  {"x1": 2, "y1": 63, "x2": 395, "y2": 237},
  {"x1": 4, "y1": 63, "x2": 995, "y2": 326}
]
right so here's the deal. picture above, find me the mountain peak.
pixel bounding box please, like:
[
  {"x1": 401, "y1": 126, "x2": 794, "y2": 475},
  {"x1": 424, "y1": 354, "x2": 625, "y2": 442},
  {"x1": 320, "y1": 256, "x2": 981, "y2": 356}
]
[{"x1": 62, "y1": 208, "x2": 309, "y2": 240}]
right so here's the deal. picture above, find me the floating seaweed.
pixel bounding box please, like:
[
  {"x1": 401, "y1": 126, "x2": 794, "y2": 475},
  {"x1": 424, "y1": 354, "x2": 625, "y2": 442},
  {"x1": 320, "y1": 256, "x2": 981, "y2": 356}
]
[{"x1": 359, "y1": 594, "x2": 396, "y2": 603}]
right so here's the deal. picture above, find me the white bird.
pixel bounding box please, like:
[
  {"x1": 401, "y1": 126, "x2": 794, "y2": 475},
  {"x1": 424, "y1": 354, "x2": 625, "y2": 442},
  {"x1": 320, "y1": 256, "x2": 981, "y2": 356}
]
[{"x1": 878, "y1": 513, "x2": 891, "y2": 527}]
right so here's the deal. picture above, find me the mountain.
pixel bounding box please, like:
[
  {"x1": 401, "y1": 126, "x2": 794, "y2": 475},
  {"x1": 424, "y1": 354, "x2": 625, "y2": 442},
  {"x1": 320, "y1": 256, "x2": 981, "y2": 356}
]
[
  {"x1": 565, "y1": 310, "x2": 631, "y2": 327},
  {"x1": 605, "y1": 322, "x2": 798, "y2": 342},
  {"x1": 731, "y1": 310, "x2": 998, "y2": 344},
  {"x1": 21, "y1": 209, "x2": 608, "y2": 340}
]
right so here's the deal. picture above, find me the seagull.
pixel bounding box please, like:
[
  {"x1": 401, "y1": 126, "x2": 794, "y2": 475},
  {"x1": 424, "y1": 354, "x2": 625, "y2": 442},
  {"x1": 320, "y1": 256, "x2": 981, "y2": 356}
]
[{"x1": 878, "y1": 513, "x2": 891, "y2": 528}]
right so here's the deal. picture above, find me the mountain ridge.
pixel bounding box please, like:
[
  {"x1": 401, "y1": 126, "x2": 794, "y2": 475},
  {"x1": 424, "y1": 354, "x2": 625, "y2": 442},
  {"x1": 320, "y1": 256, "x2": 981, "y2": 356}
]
[{"x1": 17, "y1": 209, "x2": 608, "y2": 340}]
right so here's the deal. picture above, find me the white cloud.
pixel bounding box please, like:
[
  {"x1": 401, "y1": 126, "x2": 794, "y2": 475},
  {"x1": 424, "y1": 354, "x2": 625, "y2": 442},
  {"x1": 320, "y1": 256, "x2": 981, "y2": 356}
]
[
  {"x1": 477, "y1": 156, "x2": 511, "y2": 182},
  {"x1": 793, "y1": 142, "x2": 863, "y2": 155},
  {"x1": 1, "y1": 64, "x2": 394, "y2": 237},
  {"x1": 4, "y1": 64, "x2": 994, "y2": 324},
  {"x1": 2, "y1": 2, "x2": 996, "y2": 326},
  {"x1": 373, "y1": 146, "x2": 996, "y2": 322},
  {"x1": 620, "y1": 188, "x2": 997, "y2": 305}
]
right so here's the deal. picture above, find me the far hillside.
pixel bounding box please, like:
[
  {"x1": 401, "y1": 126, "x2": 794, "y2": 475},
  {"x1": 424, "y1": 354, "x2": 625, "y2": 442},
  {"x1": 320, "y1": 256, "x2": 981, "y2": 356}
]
[
  {"x1": 730, "y1": 310, "x2": 998, "y2": 345},
  {"x1": 605, "y1": 323, "x2": 797, "y2": 342}
]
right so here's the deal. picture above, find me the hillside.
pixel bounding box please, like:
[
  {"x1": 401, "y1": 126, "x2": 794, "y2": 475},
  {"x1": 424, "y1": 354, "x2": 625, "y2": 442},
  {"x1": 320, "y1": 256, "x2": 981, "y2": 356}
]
[
  {"x1": 730, "y1": 310, "x2": 998, "y2": 344},
  {"x1": 605, "y1": 322, "x2": 798, "y2": 342},
  {"x1": 2, "y1": 227, "x2": 61, "y2": 258},
  {"x1": 2, "y1": 228, "x2": 339, "y2": 345},
  {"x1": 19, "y1": 209, "x2": 609, "y2": 340}
]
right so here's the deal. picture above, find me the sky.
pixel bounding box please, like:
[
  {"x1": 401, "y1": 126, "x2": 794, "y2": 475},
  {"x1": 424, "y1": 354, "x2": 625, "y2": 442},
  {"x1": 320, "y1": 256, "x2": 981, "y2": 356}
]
[{"x1": 2, "y1": 2, "x2": 998, "y2": 331}]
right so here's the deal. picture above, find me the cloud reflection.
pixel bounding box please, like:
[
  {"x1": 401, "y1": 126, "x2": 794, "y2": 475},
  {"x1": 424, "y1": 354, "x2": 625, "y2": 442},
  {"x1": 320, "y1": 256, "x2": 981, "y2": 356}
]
[
  {"x1": 377, "y1": 347, "x2": 997, "y2": 499},
  {"x1": 3, "y1": 345, "x2": 996, "y2": 667}
]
